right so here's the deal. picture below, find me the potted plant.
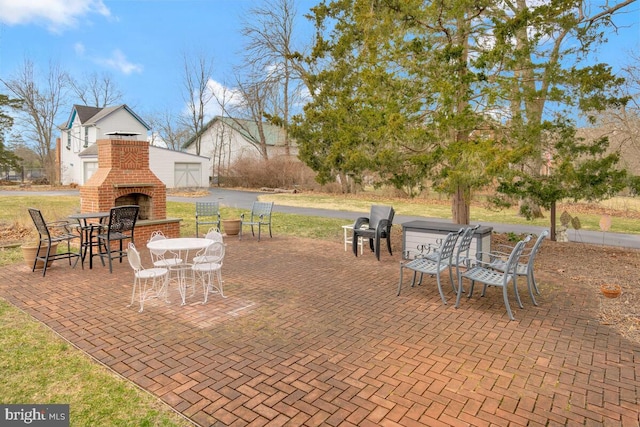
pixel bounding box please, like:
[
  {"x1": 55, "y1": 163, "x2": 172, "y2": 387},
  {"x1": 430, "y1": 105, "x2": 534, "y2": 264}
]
[
  {"x1": 221, "y1": 218, "x2": 241, "y2": 236},
  {"x1": 21, "y1": 239, "x2": 59, "y2": 269},
  {"x1": 601, "y1": 283, "x2": 622, "y2": 299}
]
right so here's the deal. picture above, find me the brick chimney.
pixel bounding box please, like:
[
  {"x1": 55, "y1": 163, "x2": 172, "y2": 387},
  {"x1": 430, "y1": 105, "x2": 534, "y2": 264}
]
[{"x1": 80, "y1": 138, "x2": 166, "y2": 220}]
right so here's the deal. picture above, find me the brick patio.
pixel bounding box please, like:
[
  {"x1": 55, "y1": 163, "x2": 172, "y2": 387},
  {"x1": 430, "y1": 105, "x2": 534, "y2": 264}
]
[{"x1": 1, "y1": 235, "x2": 638, "y2": 426}]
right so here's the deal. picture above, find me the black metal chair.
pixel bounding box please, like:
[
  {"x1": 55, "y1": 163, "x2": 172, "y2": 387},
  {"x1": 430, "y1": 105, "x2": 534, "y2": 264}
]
[
  {"x1": 195, "y1": 202, "x2": 221, "y2": 237},
  {"x1": 352, "y1": 205, "x2": 395, "y2": 261},
  {"x1": 94, "y1": 205, "x2": 139, "y2": 273},
  {"x1": 27, "y1": 208, "x2": 82, "y2": 277}
]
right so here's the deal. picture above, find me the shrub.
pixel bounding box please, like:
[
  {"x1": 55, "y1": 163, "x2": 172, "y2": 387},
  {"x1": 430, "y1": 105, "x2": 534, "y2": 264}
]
[{"x1": 224, "y1": 157, "x2": 317, "y2": 189}]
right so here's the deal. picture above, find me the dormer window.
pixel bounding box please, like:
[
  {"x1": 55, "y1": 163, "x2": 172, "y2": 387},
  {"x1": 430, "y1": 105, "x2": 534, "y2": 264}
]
[{"x1": 84, "y1": 127, "x2": 89, "y2": 148}]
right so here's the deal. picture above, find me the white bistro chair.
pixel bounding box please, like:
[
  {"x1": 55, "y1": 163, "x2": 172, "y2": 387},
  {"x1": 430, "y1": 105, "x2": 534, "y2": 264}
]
[
  {"x1": 192, "y1": 240, "x2": 226, "y2": 304},
  {"x1": 127, "y1": 242, "x2": 169, "y2": 312},
  {"x1": 147, "y1": 230, "x2": 183, "y2": 268}
]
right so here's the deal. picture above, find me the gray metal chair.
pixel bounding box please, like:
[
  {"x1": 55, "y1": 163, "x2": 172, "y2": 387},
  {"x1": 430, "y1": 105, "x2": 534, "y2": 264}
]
[
  {"x1": 353, "y1": 205, "x2": 395, "y2": 261},
  {"x1": 28, "y1": 208, "x2": 82, "y2": 277},
  {"x1": 240, "y1": 201, "x2": 274, "y2": 241},
  {"x1": 458, "y1": 235, "x2": 532, "y2": 320},
  {"x1": 95, "y1": 205, "x2": 139, "y2": 273},
  {"x1": 487, "y1": 230, "x2": 548, "y2": 305},
  {"x1": 415, "y1": 224, "x2": 479, "y2": 295},
  {"x1": 397, "y1": 230, "x2": 460, "y2": 304},
  {"x1": 195, "y1": 202, "x2": 221, "y2": 237}
]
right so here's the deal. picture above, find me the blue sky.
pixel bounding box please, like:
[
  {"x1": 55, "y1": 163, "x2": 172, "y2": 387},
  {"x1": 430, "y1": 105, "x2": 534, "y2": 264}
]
[
  {"x1": 0, "y1": 0, "x2": 638, "y2": 125},
  {"x1": 0, "y1": 0, "x2": 318, "y2": 120}
]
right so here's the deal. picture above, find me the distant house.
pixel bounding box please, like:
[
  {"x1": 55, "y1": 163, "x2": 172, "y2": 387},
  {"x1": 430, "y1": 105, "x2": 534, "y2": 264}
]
[
  {"x1": 182, "y1": 116, "x2": 298, "y2": 181},
  {"x1": 58, "y1": 104, "x2": 209, "y2": 188}
]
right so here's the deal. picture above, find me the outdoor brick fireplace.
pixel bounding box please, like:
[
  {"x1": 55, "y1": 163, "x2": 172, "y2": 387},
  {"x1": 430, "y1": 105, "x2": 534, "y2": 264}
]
[{"x1": 79, "y1": 138, "x2": 181, "y2": 241}]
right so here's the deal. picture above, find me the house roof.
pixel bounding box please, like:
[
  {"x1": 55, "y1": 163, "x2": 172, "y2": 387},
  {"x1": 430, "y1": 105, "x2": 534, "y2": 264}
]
[
  {"x1": 60, "y1": 104, "x2": 151, "y2": 131},
  {"x1": 182, "y1": 116, "x2": 291, "y2": 150}
]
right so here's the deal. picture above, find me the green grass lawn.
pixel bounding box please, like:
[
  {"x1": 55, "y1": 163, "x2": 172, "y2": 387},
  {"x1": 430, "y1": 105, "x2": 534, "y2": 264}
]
[{"x1": 259, "y1": 192, "x2": 640, "y2": 235}]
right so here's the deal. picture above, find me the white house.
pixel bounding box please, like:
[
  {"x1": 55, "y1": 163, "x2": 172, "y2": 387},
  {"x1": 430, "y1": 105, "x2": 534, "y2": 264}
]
[
  {"x1": 182, "y1": 116, "x2": 298, "y2": 181},
  {"x1": 58, "y1": 104, "x2": 209, "y2": 188}
]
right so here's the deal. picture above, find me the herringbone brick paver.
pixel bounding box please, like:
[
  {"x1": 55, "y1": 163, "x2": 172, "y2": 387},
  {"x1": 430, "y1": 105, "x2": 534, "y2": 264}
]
[{"x1": 1, "y1": 235, "x2": 639, "y2": 426}]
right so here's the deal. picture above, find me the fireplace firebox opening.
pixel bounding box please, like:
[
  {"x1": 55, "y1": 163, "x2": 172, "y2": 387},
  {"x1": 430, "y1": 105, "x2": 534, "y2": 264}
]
[{"x1": 115, "y1": 193, "x2": 152, "y2": 220}]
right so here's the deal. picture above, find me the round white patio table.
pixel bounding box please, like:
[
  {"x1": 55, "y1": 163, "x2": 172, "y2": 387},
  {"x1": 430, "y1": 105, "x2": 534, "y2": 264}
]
[{"x1": 146, "y1": 237, "x2": 212, "y2": 305}]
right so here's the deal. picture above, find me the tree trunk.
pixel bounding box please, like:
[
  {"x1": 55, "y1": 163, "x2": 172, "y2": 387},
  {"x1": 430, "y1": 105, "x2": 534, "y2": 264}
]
[
  {"x1": 550, "y1": 201, "x2": 557, "y2": 242},
  {"x1": 452, "y1": 184, "x2": 470, "y2": 225}
]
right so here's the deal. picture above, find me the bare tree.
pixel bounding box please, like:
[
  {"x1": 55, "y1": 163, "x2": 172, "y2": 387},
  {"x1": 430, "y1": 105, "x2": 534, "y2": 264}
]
[
  {"x1": 595, "y1": 51, "x2": 640, "y2": 173},
  {"x1": 69, "y1": 71, "x2": 123, "y2": 107},
  {"x1": 235, "y1": 0, "x2": 307, "y2": 156},
  {"x1": 208, "y1": 83, "x2": 236, "y2": 182},
  {"x1": 146, "y1": 109, "x2": 190, "y2": 151},
  {"x1": 181, "y1": 51, "x2": 214, "y2": 156},
  {"x1": 1, "y1": 59, "x2": 70, "y2": 183}
]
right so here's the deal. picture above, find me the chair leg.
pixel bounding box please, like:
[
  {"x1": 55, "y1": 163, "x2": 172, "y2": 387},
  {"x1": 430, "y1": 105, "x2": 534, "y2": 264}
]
[
  {"x1": 386, "y1": 235, "x2": 392, "y2": 255},
  {"x1": 436, "y1": 274, "x2": 447, "y2": 305},
  {"x1": 415, "y1": 271, "x2": 422, "y2": 286},
  {"x1": 128, "y1": 277, "x2": 139, "y2": 309},
  {"x1": 447, "y1": 265, "x2": 456, "y2": 293},
  {"x1": 530, "y1": 270, "x2": 541, "y2": 295},
  {"x1": 217, "y1": 270, "x2": 225, "y2": 297},
  {"x1": 41, "y1": 242, "x2": 51, "y2": 277},
  {"x1": 525, "y1": 274, "x2": 538, "y2": 306},
  {"x1": 455, "y1": 277, "x2": 464, "y2": 308},
  {"x1": 258, "y1": 224, "x2": 261, "y2": 241},
  {"x1": 397, "y1": 264, "x2": 405, "y2": 296},
  {"x1": 503, "y1": 286, "x2": 515, "y2": 320},
  {"x1": 106, "y1": 241, "x2": 113, "y2": 273},
  {"x1": 512, "y1": 276, "x2": 524, "y2": 309},
  {"x1": 375, "y1": 235, "x2": 381, "y2": 261},
  {"x1": 352, "y1": 232, "x2": 359, "y2": 257},
  {"x1": 202, "y1": 271, "x2": 210, "y2": 304}
]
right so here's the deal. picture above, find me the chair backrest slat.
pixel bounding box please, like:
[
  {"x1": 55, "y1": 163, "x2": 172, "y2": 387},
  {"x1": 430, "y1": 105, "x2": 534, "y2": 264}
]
[
  {"x1": 127, "y1": 242, "x2": 142, "y2": 271},
  {"x1": 455, "y1": 224, "x2": 480, "y2": 266},
  {"x1": 109, "y1": 205, "x2": 139, "y2": 233},
  {"x1": 204, "y1": 228, "x2": 224, "y2": 243},
  {"x1": 438, "y1": 231, "x2": 460, "y2": 263},
  {"x1": 527, "y1": 230, "x2": 548, "y2": 269},
  {"x1": 505, "y1": 235, "x2": 532, "y2": 277},
  {"x1": 28, "y1": 208, "x2": 50, "y2": 239},
  {"x1": 251, "y1": 202, "x2": 274, "y2": 220},
  {"x1": 196, "y1": 202, "x2": 220, "y2": 218}
]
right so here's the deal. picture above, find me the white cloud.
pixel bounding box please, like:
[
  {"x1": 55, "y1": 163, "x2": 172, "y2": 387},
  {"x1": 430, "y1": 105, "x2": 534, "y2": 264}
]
[
  {"x1": 95, "y1": 49, "x2": 143, "y2": 75},
  {"x1": 0, "y1": 0, "x2": 110, "y2": 32},
  {"x1": 203, "y1": 79, "x2": 243, "y2": 118},
  {"x1": 74, "y1": 43, "x2": 85, "y2": 55}
]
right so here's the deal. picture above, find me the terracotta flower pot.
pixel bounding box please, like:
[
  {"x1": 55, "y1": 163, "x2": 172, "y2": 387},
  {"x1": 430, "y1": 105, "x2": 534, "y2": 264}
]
[
  {"x1": 21, "y1": 242, "x2": 59, "y2": 269},
  {"x1": 222, "y1": 219, "x2": 241, "y2": 236},
  {"x1": 601, "y1": 283, "x2": 621, "y2": 299}
]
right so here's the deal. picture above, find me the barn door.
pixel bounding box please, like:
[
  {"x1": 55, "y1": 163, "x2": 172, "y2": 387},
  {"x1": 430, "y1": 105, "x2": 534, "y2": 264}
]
[{"x1": 174, "y1": 163, "x2": 202, "y2": 187}]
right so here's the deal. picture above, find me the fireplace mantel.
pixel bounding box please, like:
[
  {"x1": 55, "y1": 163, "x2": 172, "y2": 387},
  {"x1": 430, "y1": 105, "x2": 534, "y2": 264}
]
[{"x1": 113, "y1": 183, "x2": 157, "y2": 188}]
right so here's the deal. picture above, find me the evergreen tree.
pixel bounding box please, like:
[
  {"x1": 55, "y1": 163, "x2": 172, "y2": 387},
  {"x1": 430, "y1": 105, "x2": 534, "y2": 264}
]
[{"x1": 0, "y1": 94, "x2": 23, "y2": 172}]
